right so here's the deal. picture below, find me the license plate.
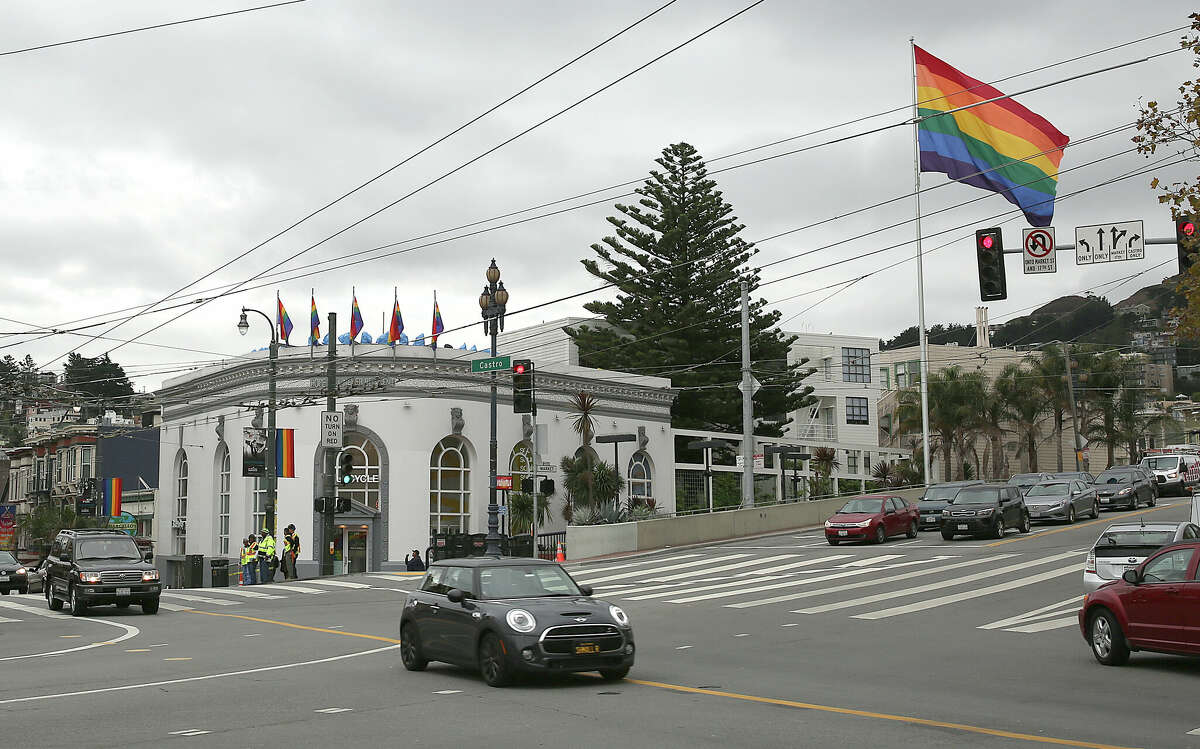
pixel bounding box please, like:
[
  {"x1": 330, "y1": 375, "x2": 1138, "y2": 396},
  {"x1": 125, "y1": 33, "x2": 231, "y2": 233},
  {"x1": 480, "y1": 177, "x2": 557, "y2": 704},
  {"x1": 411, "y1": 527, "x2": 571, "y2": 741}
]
[
  {"x1": 116, "y1": 587, "x2": 131, "y2": 596},
  {"x1": 957, "y1": 524, "x2": 968, "y2": 531},
  {"x1": 574, "y1": 643, "x2": 600, "y2": 655},
  {"x1": 0, "y1": 575, "x2": 8, "y2": 582},
  {"x1": 1100, "y1": 498, "x2": 1110, "y2": 503},
  {"x1": 837, "y1": 530, "x2": 848, "y2": 536}
]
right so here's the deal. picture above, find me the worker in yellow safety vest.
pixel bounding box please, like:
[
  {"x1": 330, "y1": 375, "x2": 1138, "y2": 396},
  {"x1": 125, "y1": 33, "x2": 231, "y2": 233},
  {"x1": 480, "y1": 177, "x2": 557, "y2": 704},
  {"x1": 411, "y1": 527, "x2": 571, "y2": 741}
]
[
  {"x1": 258, "y1": 529, "x2": 276, "y2": 584},
  {"x1": 242, "y1": 535, "x2": 258, "y2": 585}
]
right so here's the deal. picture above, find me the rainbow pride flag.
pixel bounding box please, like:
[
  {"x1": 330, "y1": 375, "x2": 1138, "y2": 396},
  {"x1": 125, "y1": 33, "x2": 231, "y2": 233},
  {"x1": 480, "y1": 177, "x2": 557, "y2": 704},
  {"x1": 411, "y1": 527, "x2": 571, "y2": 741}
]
[
  {"x1": 277, "y1": 293, "x2": 294, "y2": 344},
  {"x1": 275, "y1": 428, "x2": 295, "y2": 478},
  {"x1": 431, "y1": 295, "x2": 444, "y2": 346},
  {"x1": 915, "y1": 46, "x2": 1069, "y2": 227},
  {"x1": 309, "y1": 292, "x2": 320, "y2": 346},
  {"x1": 388, "y1": 295, "x2": 404, "y2": 345},
  {"x1": 102, "y1": 478, "x2": 122, "y2": 517},
  {"x1": 350, "y1": 290, "x2": 364, "y2": 342}
]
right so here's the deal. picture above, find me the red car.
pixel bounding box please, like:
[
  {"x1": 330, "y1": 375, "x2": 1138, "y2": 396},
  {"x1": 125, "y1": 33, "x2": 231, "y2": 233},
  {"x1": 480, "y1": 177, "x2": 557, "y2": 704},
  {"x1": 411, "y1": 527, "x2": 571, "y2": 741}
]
[
  {"x1": 1079, "y1": 540, "x2": 1200, "y2": 665},
  {"x1": 824, "y1": 495, "x2": 919, "y2": 546}
]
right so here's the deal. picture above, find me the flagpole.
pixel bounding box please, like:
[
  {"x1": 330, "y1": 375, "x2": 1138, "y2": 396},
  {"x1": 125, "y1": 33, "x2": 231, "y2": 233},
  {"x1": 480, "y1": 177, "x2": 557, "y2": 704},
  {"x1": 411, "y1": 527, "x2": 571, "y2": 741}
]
[
  {"x1": 911, "y1": 37, "x2": 932, "y2": 488},
  {"x1": 432, "y1": 289, "x2": 438, "y2": 364}
]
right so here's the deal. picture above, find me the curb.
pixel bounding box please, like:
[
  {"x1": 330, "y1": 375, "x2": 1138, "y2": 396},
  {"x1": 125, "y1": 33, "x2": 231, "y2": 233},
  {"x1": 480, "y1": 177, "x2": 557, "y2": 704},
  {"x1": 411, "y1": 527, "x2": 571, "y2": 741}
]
[{"x1": 566, "y1": 522, "x2": 827, "y2": 566}]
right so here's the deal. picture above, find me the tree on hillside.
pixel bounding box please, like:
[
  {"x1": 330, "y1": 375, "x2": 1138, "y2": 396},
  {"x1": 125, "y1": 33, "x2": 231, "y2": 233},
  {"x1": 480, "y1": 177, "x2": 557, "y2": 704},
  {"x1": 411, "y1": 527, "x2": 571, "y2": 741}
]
[
  {"x1": 1134, "y1": 13, "x2": 1200, "y2": 336},
  {"x1": 62, "y1": 353, "x2": 134, "y2": 414},
  {"x1": 566, "y1": 142, "x2": 813, "y2": 435}
]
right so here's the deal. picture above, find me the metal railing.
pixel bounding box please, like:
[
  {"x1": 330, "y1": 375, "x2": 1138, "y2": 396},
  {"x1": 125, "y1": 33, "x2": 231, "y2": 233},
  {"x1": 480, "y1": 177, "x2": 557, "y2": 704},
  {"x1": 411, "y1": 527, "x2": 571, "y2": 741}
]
[{"x1": 792, "y1": 423, "x2": 838, "y2": 441}]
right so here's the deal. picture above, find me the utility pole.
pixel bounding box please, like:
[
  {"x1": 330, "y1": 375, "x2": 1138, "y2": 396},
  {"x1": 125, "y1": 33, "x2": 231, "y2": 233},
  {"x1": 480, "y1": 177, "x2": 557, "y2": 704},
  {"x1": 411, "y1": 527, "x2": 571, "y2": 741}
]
[
  {"x1": 1061, "y1": 341, "x2": 1084, "y2": 472},
  {"x1": 739, "y1": 280, "x2": 755, "y2": 507},
  {"x1": 321, "y1": 312, "x2": 337, "y2": 576}
]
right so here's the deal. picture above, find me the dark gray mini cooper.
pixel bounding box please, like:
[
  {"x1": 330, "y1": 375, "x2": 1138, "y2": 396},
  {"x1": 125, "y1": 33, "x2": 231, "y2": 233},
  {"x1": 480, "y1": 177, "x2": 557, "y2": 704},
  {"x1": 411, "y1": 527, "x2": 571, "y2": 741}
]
[{"x1": 399, "y1": 557, "x2": 635, "y2": 687}]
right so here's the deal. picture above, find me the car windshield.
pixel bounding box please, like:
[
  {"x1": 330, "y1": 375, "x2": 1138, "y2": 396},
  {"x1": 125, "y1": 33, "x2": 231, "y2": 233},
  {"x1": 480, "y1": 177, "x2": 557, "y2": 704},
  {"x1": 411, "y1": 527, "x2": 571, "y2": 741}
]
[
  {"x1": 77, "y1": 538, "x2": 142, "y2": 560},
  {"x1": 1008, "y1": 475, "x2": 1041, "y2": 487},
  {"x1": 837, "y1": 499, "x2": 885, "y2": 514},
  {"x1": 1141, "y1": 457, "x2": 1181, "y2": 471},
  {"x1": 1026, "y1": 484, "x2": 1070, "y2": 497},
  {"x1": 0, "y1": 552, "x2": 16, "y2": 565},
  {"x1": 478, "y1": 565, "x2": 582, "y2": 599},
  {"x1": 951, "y1": 488, "x2": 999, "y2": 505},
  {"x1": 921, "y1": 487, "x2": 962, "y2": 502},
  {"x1": 1096, "y1": 472, "x2": 1134, "y2": 484}
]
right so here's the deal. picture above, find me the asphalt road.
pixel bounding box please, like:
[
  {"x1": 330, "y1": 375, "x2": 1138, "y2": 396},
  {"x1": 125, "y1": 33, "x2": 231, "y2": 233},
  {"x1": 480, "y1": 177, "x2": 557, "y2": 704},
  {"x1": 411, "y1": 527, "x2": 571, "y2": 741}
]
[{"x1": 2, "y1": 499, "x2": 1198, "y2": 749}]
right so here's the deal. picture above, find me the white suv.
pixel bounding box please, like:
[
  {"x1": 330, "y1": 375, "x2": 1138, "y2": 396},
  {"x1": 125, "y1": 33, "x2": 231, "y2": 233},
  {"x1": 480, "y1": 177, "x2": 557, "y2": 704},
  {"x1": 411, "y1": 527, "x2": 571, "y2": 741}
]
[{"x1": 1138, "y1": 454, "x2": 1200, "y2": 496}]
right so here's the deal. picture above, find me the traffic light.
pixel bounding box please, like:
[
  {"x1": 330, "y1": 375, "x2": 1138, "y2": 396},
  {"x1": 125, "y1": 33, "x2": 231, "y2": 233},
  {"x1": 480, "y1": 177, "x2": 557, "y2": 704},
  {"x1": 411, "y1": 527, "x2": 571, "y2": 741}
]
[
  {"x1": 335, "y1": 497, "x2": 351, "y2": 513},
  {"x1": 975, "y1": 227, "x2": 1007, "y2": 301},
  {"x1": 512, "y1": 359, "x2": 535, "y2": 414},
  {"x1": 338, "y1": 451, "x2": 355, "y2": 485},
  {"x1": 520, "y1": 477, "x2": 534, "y2": 494},
  {"x1": 313, "y1": 497, "x2": 327, "y2": 513},
  {"x1": 539, "y1": 478, "x2": 555, "y2": 495},
  {"x1": 1177, "y1": 214, "x2": 1199, "y2": 274}
]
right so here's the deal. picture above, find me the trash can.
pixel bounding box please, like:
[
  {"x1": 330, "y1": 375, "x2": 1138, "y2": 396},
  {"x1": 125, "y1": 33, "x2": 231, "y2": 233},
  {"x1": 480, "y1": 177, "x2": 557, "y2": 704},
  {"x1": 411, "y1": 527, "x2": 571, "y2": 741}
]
[
  {"x1": 469, "y1": 533, "x2": 487, "y2": 557},
  {"x1": 210, "y1": 558, "x2": 230, "y2": 588},
  {"x1": 184, "y1": 554, "x2": 204, "y2": 589},
  {"x1": 447, "y1": 533, "x2": 468, "y2": 560},
  {"x1": 509, "y1": 534, "x2": 534, "y2": 558}
]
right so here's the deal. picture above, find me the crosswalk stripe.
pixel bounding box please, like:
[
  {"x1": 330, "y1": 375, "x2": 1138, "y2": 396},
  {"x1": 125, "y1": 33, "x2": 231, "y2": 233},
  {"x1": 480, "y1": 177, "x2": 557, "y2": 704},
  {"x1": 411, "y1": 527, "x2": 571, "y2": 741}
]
[
  {"x1": 736, "y1": 555, "x2": 856, "y2": 576},
  {"x1": 302, "y1": 580, "x2": 372, "y2": 589},
  {"x1": 197, "y1": 588, "x2": 285, "y2": 599},
  {"x1": 1002, "y1": 616, "x2": 1079, "y2": 633},
  {"x1": 256, "y1": 584, "x2": 325, "y2": 594},
  {"x1": 565, "y1": 554, "x2": 700, "y2": 578},
  {"x1": 367, "y1": 574, "x2": 418, "y2": 582},
  {"x1": 578, "y1": 554, "x2": 750, "y2": 584},
  {"x1": 838, "y1": 555, "x2": 906, "y2": 568},
  {"x1": 160, "y1": 591, "x2": 241, "y2": 606},
  {"x1": 644, "y1": 554, "x2": 798, "y2": 583},
  {"x1": 0, "y1": 616, "x2": 22, "y2": 623},
  {"x1": 158, "y1": 601, "x2": 192, "y2": 611},
  {"x1": 852, "y1": 563, "x2": 1082, "y2": 620},
  {"x1": 621, "y1": 555, "x2": 854, "y2": 601},
  {"x1": 789, "y1": 553, "x2": 1078, "y2": 614},
  {"x1": 977, "y1": 595, "x2": 1084, "y2": 630},
  {"x1": 698, "y1": 557, "x2": 947, "y2": 607}
]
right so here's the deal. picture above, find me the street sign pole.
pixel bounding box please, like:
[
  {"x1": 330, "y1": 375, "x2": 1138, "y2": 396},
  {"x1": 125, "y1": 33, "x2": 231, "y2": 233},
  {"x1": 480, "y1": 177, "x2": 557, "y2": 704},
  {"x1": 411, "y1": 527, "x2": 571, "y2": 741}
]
[{"x1": 321, "y1": 312, "x2": 338, "y2": 577}]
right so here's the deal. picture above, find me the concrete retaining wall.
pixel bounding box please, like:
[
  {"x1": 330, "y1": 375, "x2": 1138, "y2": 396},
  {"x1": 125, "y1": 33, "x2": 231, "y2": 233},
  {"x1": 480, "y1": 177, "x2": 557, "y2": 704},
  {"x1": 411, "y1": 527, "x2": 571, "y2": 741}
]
[{"x1": 567, "y1": 487, "x2": 926, "y2": 560}]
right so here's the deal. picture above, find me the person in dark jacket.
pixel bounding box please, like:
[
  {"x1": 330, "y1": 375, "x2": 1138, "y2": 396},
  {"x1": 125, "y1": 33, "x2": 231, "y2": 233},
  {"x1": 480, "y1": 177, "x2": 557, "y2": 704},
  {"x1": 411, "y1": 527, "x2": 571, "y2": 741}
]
[{"x1": 405, "y1": 549, "x2": 426, "y2": 571}]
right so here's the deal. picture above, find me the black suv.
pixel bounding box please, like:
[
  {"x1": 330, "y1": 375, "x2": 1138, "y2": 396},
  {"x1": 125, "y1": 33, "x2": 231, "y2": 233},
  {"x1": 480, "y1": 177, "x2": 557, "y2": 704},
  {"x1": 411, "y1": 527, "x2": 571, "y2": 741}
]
[
  {"x1": 940, "y1": 484, "x2": 1031, "y2": 540},
  {"x1": 44, "y1": 529, "x2": 161, "y2": 615}
]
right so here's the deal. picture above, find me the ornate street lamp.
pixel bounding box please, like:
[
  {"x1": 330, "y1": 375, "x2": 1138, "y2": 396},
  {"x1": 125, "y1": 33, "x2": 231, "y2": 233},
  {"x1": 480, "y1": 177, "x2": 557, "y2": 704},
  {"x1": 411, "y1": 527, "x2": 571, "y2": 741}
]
[
  {"x1": 238, "y1": 306, "x2": 278, "y2": 536},
  {"x1": 480, "y1": 259, "x2": 508, "y2": 557}
]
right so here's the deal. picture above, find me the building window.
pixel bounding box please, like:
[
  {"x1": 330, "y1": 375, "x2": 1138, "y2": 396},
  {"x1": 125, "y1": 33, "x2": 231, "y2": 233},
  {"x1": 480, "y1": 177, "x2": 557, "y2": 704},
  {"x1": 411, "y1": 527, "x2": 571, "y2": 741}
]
[
  {"x1": 80, "y1": 446, "x2": 93, "y2": 480},
  {"x1": 842, "y1": 347, "x2": 872, "y2": 383},
  {"x1": 430, "y1": 437, "x2": 471, "y2": 534},
  {"x1": 251, "y1": 478, "x2": 267, "y2": 535},
  {"x1": 335, "y1": 435, "x2": 382, "y2": 511},
  {"x1": 879, "y1": 368, "x2": 890, "y2": 390},
  {"x1": 217, "y1": 447, "x2": 230, "y2": 556},
  {"x1": 628, "y1": 451, "x2": 653, "y2": 504},
  {"x1": 174, "y1": 452, "x2": 188, "y2": 556},
  {"x1": 846, "y1": 450, "x2": 859, "y2": 474},
  {"x1": 509, "y1": 442, "x2": 533, "y2": 492},
  {"x1": 846, "y1": 397, "x2": 869, "y2": 425}
]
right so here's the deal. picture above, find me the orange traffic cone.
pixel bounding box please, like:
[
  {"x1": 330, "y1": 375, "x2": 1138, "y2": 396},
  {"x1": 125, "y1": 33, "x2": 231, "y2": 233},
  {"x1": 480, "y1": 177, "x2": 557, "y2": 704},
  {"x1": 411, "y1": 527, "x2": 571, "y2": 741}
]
[{"x1": 555, "y1": 542, "x2": 566, "y2": 563}]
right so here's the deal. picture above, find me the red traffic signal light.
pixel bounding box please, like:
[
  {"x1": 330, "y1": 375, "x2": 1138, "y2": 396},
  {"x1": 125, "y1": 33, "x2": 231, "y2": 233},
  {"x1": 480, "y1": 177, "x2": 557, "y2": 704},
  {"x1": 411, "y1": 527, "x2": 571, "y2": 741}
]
[
  {"x1": 1177, "y1": 214, "x2": 1200, "y2": 274},
  {"x1": 980, "y1": 234, "x2": 994, "y2": 250},
  {"x1": 1180, "y1": 220, "x2": 1195, "y2": 237},
  {"x1": 974, "y1": 227, "x2": 1006, "y2": 302},
  {"x1": 513, "y1": 362, "x2": 527, "y2": 375}
]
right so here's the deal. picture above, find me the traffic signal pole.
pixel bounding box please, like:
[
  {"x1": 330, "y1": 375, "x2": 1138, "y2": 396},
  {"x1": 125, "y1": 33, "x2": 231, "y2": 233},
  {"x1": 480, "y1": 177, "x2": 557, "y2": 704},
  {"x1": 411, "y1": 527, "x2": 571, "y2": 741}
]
[
  {"x1": 1060, "y1": 341, "x2": 1084, "y2": 472},
  {"x1": 321, "y1": 312, "x2": 337, "y2": 577}
]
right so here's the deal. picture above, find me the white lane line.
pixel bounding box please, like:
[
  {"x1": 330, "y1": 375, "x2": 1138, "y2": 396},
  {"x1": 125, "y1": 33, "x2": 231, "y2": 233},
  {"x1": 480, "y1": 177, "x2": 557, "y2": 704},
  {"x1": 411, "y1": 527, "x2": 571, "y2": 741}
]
[
  {"x1": 242, "y1": 634, "x2": 262, "y2": 637},
  {"x1": 1185, "y1": 727, "x2": 1200, "y2": 736},
  {"x1": 0, "y1": 616, "x2": 22, "y2": 623},
  {"x1": 158, "y1": 602, "x2": 192, "y2": 611},
  {"x1": 682, "y1": 557, "x2": 946, "y2": 606},
  {"x1": 675, "y1": 645, "x2": 693, "y2": 650},
  {"x1": 169, "y1": 729, "x2": 211, "y2": 736},
  {"x1": 256, "y1": 584, "x2": 325, "y2": 594},
  {"x1": 577, "y1": 554, "x2": 750, "y2": 584},
  {"x1": 852, "y1": 563, "x2": 1082, "y2": 620},
  {"x1": 978, "y1": 595, "x2": 1085, "y2": 630},
  {"x1": 780, "y1": 623, "x2": 800, "y2": 627},
  {"x1": 433, "y1": 689, "x2": 462, "y2": 695},
  {"x1": 367, "y1": 575, "x2": 419, "y2": 582},
  {"x1": 620, "y1": 555, "x2": 853, "y2": 600},
  {"x1": 0, "y1": 643, "x2": 400, "y2": 705},
  {"x1": 565, "y1": 554, "x2": 700, "y2": 577},
  {"x1": 0, "y1": 600, "x2": 140, "y2": 661},
  {"x1": 838, "y1": 554, "x2": 906, "y2": 568},
  {"x1": 302, "y1": 580, "x2": 372, "y2": 589},
  {"x1": 193, "y1": 588, "x2": 285, "y2": 599},
  {"x1": 790, "y1": 553, "x2": 1074, "y2": 614},
  {"x1": 1003, "y1": 616, "x2": 1079, "y2": 634},
  {"x1": 892, "y1": 540, "x2": 923, "y2": 547},
  {"x1": 644, "y1": 554, "x2": 798, "y2": 583},
  {"x1": 314, "y1": 707, "x2": 353, "y2": 713},
  {"x1": 160, "y1": 592, "x2": 241, "y2": 606},
  {"x1": 734, "y1": 633, "x2": 751, "y2": 638}
]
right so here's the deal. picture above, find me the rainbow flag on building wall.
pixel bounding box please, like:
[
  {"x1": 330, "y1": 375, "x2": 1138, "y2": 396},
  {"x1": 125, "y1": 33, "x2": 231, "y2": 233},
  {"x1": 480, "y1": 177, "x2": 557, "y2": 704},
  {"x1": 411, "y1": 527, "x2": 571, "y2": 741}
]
[
  {"x1": 102, "y1": 478, "x2": 122, "y2": 517},
  {"x1": 275, "y1": 429, "x2": 295, "y2": 478},
  {"x1": 915, "y1": 46, "x2": 1069, "y2": 227}
]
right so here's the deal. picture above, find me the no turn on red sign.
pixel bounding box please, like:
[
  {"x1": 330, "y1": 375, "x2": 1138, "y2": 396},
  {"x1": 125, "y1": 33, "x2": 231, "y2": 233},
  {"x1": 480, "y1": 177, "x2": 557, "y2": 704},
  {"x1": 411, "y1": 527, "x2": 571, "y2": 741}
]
[{"x1": 1022, "y1": 227, "x2": 1056, "y2": 274}]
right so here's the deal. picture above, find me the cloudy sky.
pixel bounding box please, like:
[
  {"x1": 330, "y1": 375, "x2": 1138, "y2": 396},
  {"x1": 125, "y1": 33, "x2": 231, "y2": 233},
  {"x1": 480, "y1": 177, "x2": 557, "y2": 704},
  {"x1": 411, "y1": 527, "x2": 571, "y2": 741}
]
[{"x1": 1, "y1": 0, "x2": 1196, "y2": 392}]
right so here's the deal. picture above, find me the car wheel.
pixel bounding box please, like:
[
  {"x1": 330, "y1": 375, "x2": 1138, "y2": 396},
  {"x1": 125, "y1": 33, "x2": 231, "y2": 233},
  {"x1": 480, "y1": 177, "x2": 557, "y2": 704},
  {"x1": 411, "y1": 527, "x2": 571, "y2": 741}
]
[
  {"x1": 1066, "y1": 505, "x2": 1076, "y2": 524},
  {"x1": 46, "y1": 584, "x2": 62, "y2": 611},
  {"x1": 874, "y1": 525, "x2": 886, "y2": 545},
  {"x1": 906, "y1": 521, "x2": 918, "y2": 539},
  {"x1": 1019, "y1": 513, "x2": 1031, "y2": 534},
  {"x1": 826, "y1": 538, "x2": 839, "y2": 546},
  {"x1": 68, "y1": 586, "x2": 87, "y2": 617},
  {"x1": 1089, "y1": 609, "x2": 1130, "y2": 666},
  {"x1": 141, "y1": 598, "x2": 159, "y2": 615},
  {"x1": 941, "y1": 531, "x2": 955, "y2": 541},
  {"x1": 599, "y1": 666, "x2": 631, "y2": 681},
  {"x1": 478, "y1": 632, "x2": 512, "y2": 687},
  {"x1": 400, "y1": 624, "x2": 428, "y2": 671},
  {"x1": 992, "y1": 517, "x2": 1006, "y2": 539},
  {"x1": 1091, "y1": 501, "x2": 1100, "y2": 519}
]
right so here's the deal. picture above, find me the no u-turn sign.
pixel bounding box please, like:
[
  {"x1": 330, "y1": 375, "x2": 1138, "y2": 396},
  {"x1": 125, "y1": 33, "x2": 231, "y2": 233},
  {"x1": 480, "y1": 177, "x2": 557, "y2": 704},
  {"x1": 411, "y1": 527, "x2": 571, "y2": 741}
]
[{"x1": 1022, "y1": 227, "x2": 1056, "y2": 274}]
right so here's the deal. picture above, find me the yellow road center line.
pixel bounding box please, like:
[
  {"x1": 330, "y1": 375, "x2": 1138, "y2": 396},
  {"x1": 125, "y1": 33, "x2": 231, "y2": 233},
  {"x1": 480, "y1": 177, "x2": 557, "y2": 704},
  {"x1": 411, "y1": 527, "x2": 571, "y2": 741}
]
[
  {"x1": 185, "y1": 610, "x2": 401, "y2": 644},
  {"x1": 126, "y1": 649, "x2": 151, "y2": 653},
  {"x1": 58, "y1": 635, "x2": 81, "y2": 639},
  {"x1": 987, "y1": 503, "x2": 1180, "y2": 547},
  {"x1": 626, "y1": 679, "x2": 1141, "y2": 749}
]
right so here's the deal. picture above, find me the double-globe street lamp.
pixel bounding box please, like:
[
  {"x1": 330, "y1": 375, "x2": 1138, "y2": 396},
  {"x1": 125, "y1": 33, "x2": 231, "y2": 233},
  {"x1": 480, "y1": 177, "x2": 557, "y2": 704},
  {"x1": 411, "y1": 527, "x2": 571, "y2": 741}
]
[
  {"x1": 238, "y1": 307, "x2": 278, "y2": 537},
  {"x1": 479, "y1": 259, "x2": 509, "y2": 557}
]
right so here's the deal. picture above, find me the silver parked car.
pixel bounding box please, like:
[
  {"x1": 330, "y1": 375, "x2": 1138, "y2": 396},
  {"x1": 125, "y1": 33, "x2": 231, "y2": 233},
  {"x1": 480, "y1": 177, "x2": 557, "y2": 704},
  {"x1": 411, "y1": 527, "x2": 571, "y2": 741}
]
[
  {"x1": 1024, "y1": 480, "x2": 1099, "y2": 523},
  {"x1": 1083, "y1": 522, "x2": 1200, "y2": 592}
]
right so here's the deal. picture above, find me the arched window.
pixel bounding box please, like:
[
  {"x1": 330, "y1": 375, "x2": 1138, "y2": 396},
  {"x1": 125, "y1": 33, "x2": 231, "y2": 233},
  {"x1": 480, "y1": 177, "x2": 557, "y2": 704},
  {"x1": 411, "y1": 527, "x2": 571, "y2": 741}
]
[
  {"x1": 628, "y1": 451, "x2": 653, "y2": 503},
  {"x1": 430, "y1": 437, "x2": 471, "y2": 534},
  {"x1": 173, "y1": 451, "x2": 188, "y2": 555},
  {"x1": 216, "y1": 446, "x2": 230, "y2": 555},
  {"x1": 509, "y1": 442, "x2": 533, "y2": 491},
  {"x1": 335, "y1": 435, "x2": 382, "y2": 510}
]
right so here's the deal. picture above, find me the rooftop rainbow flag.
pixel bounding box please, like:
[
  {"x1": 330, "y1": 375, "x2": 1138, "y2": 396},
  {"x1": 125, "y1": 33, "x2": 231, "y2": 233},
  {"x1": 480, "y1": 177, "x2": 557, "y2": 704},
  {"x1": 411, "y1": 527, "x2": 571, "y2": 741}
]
[
  {"x1": 276, "y1": 293, "x2": 294, "y2": 344},
  {"x1": 915, "y1": 46, "x2": 1069, "y2": 227}
]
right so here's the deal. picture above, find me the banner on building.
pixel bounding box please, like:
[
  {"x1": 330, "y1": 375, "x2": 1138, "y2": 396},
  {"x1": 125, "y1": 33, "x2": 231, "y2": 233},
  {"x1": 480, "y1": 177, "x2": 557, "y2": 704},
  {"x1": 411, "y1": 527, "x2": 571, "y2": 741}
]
[
  {"x1": 276, "y1": 428, "x2": 296, "y2": 478},
  {"x1": 0, "y1": 504, "x2": 15, "y2": 550},
  {"x1": 243, "y1": 427, "x2": 268, "y2": 477}
]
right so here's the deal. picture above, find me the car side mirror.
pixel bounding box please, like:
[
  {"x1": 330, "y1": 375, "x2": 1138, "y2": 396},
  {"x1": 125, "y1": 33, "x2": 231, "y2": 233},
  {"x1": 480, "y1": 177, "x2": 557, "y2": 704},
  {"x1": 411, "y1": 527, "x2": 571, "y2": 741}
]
[
  {"x1": 1122, "y1": 569, "x2": 1141, "y2": 585},
  {"x1": 579, "y1": 584, "x2": 594, "y2": 597},
  {"x1": 446, "y1": 588, "x2": 465, "y2": 604}
]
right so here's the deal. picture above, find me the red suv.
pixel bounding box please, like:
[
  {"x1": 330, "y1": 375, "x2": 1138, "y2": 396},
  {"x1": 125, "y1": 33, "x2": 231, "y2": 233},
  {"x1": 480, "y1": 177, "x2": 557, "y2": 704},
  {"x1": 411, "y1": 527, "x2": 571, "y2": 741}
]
[
  {"x1": 1078, "y1": 540, "x2": 1200, "y2": 665},
  {"x1": 824, "y1": 495, "x2": 919, "y2": 545}
]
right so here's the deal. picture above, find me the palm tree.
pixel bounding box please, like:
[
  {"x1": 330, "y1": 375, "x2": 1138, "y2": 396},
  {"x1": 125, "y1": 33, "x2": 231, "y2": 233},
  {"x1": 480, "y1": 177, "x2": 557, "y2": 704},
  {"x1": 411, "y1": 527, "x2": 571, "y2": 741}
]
[
  {"x1": 976, "y1": 381, "x2": 1009, "y2": 480},
  {"x1": 1027, "y1": 346, "x2": 1071, "y2": 472},
  {"x1": 995, "y1": 363, "x2": 1048, "y2": 472},
  {"x1": 896, "y1": 366, "x2": 985, "y2": 482},
  {"x1": 559, "y1": 455, "x2": 622, "y2": 522},
  {"x1": 568, "y1": 391, "x2": 598, "y2": 451},
  {"x1": 809, "y1": 446, "x2": 840, "y2": 498},
  {"x1": 507, "y1": 491, "x2": 552, "y2": 536},
  {"x1": 1113, "y1": 388, "x2": 1170, "y2": 464},
  {"x1": 1079, "y1": 351, "x2": 1126, "y2": 469}
]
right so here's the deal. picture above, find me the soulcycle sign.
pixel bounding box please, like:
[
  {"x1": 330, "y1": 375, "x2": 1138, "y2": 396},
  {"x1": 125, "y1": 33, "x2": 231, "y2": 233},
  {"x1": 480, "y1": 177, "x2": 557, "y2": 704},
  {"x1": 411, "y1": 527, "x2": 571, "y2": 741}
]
[{"x1": 341, "y1": 473, "x2": 380, "y2": 486}]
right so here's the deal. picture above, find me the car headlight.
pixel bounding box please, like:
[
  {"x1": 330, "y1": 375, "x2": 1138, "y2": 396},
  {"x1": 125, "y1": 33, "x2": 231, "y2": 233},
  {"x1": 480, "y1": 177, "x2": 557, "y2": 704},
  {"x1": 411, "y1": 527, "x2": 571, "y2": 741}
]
[
  {"x1": 854, "y1": 520, "x2": 872, "y2": 527},
  {"x1": 142, "y1": 570, "x2": 159, "y2": 582},
  {"x1": 976, "y1": 508, "x2": 994, "y2": 517},
  {"x1": 941, "y1": 509, "x2": 951, "y2": 517},
  {"x1": 505, "y1": 608, "x2": 537, "y2": 633},
  {"x1": 610, "y1": 605, "x2": 630, "y2": 626},
  {"x1": 15, "y1": 567, "x2": 26, "y2": 575},
  {"x1": 824, "y1": 520, "x2": 832, "y2": 527},
  {"x1": 79, "y1": 571, "x2": 101, "y2": 584},
  {"x1": 1117, "y1": 487, "x2": 1132, "y2": 496}
]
